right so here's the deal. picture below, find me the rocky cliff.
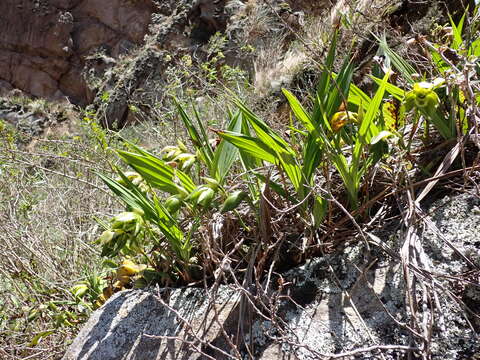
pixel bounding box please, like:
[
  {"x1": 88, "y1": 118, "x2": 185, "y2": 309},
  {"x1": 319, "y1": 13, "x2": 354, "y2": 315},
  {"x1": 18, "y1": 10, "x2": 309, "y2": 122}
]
[{"x1": 0, "y1": 0, "x2": 157, "y2": 105}]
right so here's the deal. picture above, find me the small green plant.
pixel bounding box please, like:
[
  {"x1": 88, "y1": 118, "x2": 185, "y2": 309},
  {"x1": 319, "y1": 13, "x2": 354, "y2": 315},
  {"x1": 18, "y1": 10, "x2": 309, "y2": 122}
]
[
  {"x1": 90, "y1": 9, "x2": 480, "y2": 314},
  {"x1": 220, "y1": 30, "x2": 391, "y2": 211},
  {"x1": 93, "y1": 29, "x2": 393, "y2": 295},
  {"x1": 373, "y1": 7, "x2": 480, "y2": 141},
  {"x1": 92, "y1": 100, "x2": 255, "y2": 287},
  {"x1": 70, "y1": 269, "x2": 106, "y2": 309},
  {"x1": 70, "y1": 259, "x2": 149, "y2": 307}
]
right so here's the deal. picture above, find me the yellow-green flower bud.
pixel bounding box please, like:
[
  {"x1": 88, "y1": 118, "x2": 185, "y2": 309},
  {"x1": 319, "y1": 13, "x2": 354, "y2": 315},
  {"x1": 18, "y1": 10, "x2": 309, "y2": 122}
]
[
  {"x1": 97, "y1": 230, "x2": 116, "y2": 245},
  {"x1": 70, "y1": 283, "x2": 89, "y2": 298},
  {"x1": 186, "y1": 185, "x2": 210, "y2": 203},
  {"x1": 202, "y1": 177, "x2": 220, "y2": 190},
  {"x1": 197, "y1": 187, "x2": 215, "y2": 207},
  {"x1": 221, "y1": 190, "x2": 248, "y2": 213},
  {"x1": 165, "y1": 195, "x2": 183, "y2": 213}
]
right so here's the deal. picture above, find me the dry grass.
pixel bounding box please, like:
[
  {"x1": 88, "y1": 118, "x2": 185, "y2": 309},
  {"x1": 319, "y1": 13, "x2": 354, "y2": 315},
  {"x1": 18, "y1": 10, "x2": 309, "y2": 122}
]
[
  {"x1": 0, "y1": 114, "x2": 111, "y2": 358},
  {"x1": 0, "y1": 100, "x2": 184, "y2": 358}
]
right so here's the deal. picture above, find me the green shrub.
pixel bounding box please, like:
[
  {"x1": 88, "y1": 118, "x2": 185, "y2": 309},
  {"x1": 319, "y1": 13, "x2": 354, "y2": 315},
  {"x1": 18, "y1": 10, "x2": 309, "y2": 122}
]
[{"x1": 76, "y1": 8, "x2": 480, "y2": 314}]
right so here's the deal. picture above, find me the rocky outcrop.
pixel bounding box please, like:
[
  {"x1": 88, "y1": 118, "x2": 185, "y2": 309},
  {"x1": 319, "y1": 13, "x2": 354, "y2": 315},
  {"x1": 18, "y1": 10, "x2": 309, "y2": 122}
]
[
  {"x1": 91, "y1": 0, "x2": 233, "y2": 128},
  {"x1": 0, "y1": 0, "x2": 239, "y2": 107},
  {"x1": 0, "y1": 97, "x2": 69, "y2": 143},
  {"x1": 0, "y1": 0, "x2": 157, "y2": 105},
  {"x1": 62, "y1": 193, "x2": 480, "y2": 360},
  {"x1": 0, "y1": 0, "x2": 467, "y2": 112}
]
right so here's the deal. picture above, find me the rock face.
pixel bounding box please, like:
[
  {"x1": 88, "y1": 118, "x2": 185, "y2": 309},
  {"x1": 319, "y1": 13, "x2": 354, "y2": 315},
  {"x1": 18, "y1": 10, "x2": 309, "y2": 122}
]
[
  {"x1": 0, "y1": 0, "x2": 157, "y2": 105},
  {"x1": 0, "y1": 0, "x2": 237, "y2": 107},
  {"x1": 0, "y1": 99, "x2": 52, "y2": 138},
  {"x1": 63, "y1": 193, "x2": 480, "y2": 360},
  {"x1": 90, "y1": 0, "x2": 232, "y2": 128}
]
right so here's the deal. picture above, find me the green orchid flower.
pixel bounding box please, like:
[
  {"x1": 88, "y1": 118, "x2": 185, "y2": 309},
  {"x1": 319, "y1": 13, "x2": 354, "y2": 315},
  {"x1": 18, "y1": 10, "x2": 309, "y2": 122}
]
[{"x1": 405, "y1": 81, "x2": 442, "y2": 113}]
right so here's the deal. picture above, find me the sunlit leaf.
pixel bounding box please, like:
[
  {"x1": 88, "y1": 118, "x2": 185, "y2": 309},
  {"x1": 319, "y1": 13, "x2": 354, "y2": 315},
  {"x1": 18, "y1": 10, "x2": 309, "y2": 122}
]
[
  {"x1": 212, "y1": 111, "x2": 242, "y2": 182},
  {"x1": 216, "y1": 130, "x2": 278, "y2": 164}
]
